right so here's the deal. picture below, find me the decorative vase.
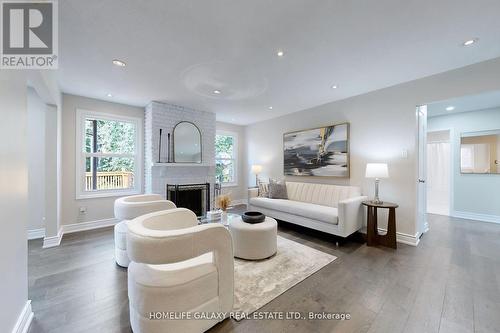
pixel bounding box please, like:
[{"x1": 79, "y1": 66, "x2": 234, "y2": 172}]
[{"x1": 221, "y1": 210, "x2": 227, "y2": 221}]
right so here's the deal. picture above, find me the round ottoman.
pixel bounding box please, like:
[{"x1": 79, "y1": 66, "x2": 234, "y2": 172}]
[{"x1": 229, "y1": 216, "x2": 277, "y2": 260}]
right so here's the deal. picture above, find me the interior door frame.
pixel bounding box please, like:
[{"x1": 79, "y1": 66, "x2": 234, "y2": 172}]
[{"x1": 416, "y1": 105, "x2": 428, "y2": 236}]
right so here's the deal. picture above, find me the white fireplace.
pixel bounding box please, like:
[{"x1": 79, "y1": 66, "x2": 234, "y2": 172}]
[{"x1": 144, "y1": 101, "x2": 216, "y2": 209}]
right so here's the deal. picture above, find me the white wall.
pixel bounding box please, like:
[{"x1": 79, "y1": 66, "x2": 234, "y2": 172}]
[
  {"x1": 0, "y1": 72, "x2": 30, "y2": 333},
  {"x1": 216, "y1": 121, "x2": 247, "y2": 203},
  {"x1": 27, "y1": 87, "x2": 46, "y2": 232},
  {"x1": 428, "y1": 107, "x2": 500, "y2": 218},
  {"x1": 144, "y1": 102, "x2": 215, "y2": 201},
  {"x1": 45, "y1": 105, "x2": 59, "y2": 237},
  {"x1": 28, "y1": 71, "x2": 62, "y2": 239},
  {"x1": 246, "y1": 57, "x2": 500, "y2": 238},
  {"x1": 61, "y1": 94, "x2": 144, "y2": 226}
]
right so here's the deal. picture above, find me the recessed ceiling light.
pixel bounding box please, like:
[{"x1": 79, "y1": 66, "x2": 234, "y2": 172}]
[
  {"x1": 277, "y1": 50, "x2": 284, "y2": 57},
  {"x1": 107, "y1": 93, "x2": 113, "y2": 97},
  {"x1": 268, "y1": 106, "x2": 273, "y2": 110},
  {"x1": 446, "y1": 106, "x2": 455, "y2": 111},
  {"x1": 213, "y1": 90, "x2": 221, "y2": 94},
  {"x1": 463, "y1": 38, "x2": 478, "y2": 46},
  {"x1": 331, "y1": 84, "x2": 338, "y2": 89},
  {"x1": 112, "y1": 59, "x2": 126, "y2": 67}
]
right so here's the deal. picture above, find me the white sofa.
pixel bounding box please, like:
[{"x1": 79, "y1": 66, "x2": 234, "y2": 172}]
[{"x1": 249, "y1": 181, "x2": 367, "y2": 238}]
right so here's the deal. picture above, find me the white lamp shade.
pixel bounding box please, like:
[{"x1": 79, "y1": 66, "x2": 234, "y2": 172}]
[
  {"x1": 251, "y1": 165, "x2": 262, "y2": 174},
  {"x1": 365, "y1": 163, "x2": 389, "y2": 178}
]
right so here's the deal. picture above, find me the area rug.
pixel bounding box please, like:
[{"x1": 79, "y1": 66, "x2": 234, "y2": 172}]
[{"x1": 233, "y1": 236, "x2": 336, "y2": 316}]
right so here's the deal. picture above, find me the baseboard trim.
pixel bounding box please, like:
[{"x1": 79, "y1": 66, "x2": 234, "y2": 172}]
[
  {"x1": 43, "y1": 228, "x2": 63, "y2": 248},
  {"x1": 41, "y1": 218, "x2": 119, "y2": 248},
  {"x1": 359, "y1": 227, "x2": 420, "y2": 246},
  {"x1": 377, "y1": 228, "x2": 420, "y2": 246},
  {"x1": 62, "y1": 218, "x2": 119, "y2": 234},
  {"x1": 396, "y1": 230, "x2": 421, "y2": 246},
  {"x1": 27, "y1": 228, "x2": 45, "y2": 240},
  {"x1": 12, "y1": 300, "x2": 33, "y2": 333},
  {"x1": 452, "y1": 211, "x2": 500, "y2": 224}
]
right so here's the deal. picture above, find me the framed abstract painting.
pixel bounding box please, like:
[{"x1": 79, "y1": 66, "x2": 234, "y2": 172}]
[{"x1": 283, "y1": 123, "x2": 349, "y2": 177}]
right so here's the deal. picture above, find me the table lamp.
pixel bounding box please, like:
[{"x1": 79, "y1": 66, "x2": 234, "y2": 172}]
[
  {"x1": 365, "y1": 163, "x2": 389, "y2": 204},
  {"x1": 251, "y1": 164, "x2": 262, "y2": 186}
]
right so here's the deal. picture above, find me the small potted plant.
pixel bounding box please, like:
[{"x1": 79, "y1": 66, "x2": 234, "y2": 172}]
[{"x1": 216, "y1": 194, "x2": 231, "y2": 219}]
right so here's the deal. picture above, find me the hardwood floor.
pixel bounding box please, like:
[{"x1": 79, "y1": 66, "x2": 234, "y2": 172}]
[{"x1": 28, "y1": 210, "x2": 500, "y2": 333}]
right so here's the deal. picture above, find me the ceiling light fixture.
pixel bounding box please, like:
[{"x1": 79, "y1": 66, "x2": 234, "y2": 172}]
[
  {"x1": 446, "y1": 106, "x2": 455, "y2": 111},
  {"x1": 213, "y1": 90, "x2": 221, "y2": 94},
  {"x1": 277, "y1": 50, "x2": 284, "y2": 57},
  {"x1": 112, "y1": 59, "x2": 126, "y2": 67},
  {"x1": 463, "y1": 38, "x2": 478, "y2": 46},
  {"x1": 331, "y1": 84, "x2": 338, "y2": 89},
  {"x1": 107, "y1": 93, "x2": 113, "y2": 97},
  {"x1": 268, "y1": 106, "x2": 273, "y2": 110}
]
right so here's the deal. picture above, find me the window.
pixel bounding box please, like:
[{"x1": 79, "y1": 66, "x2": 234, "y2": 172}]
[
  {"x1": 460, "y1": 145, "x2": 474, "y2": 171},
  {"x1": 215, "y1": 131, "x2": 238, "y2": 186},
  {"x1": 76, "y1": 110, "x2": 143, "y2": 199}
]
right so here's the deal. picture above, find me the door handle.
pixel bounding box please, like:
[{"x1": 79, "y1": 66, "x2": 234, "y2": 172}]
[{"x1": 418, "y1": 179, "x2": 426, "y2": 183}]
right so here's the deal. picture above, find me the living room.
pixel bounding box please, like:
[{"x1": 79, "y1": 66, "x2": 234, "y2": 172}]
[{"x1": 1, "y1": 1, "x2": 500, "y2": 333}]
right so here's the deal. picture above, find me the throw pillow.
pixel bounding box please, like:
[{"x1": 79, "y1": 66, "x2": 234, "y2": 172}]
[
  {"x1": 268, "y1": 178, "x2": 288, "y2": 199},
  {"x1": 258, "y1": 181, "x2": 269, "y2": 197}
]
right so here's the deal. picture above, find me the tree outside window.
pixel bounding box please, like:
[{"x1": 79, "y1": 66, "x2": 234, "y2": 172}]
[
  {"x1": 76, "y1": 110, "x2": 142, "y2": 199},
  {"x1": 215, "y1": 133, "x2": 237, "y2": 185},
  {"x1": 84, "y1": 118, "x2": 136, "y2": 191}
]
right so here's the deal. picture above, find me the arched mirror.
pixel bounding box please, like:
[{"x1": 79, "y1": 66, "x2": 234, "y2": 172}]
[{"x1": 173, "y1": 121, "x2": 202, "y2": 163}]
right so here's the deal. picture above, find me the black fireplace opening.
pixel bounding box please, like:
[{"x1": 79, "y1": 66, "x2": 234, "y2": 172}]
[{"x1": 166, "y1": 183, "x2": 210, "y2": 217}]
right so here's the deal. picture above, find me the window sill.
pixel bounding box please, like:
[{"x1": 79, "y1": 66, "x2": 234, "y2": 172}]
[
  {"x1": 221, "y1": 183, "x2": 239, "y2": 188},
  {"x1": 76, "y1": 190, "x2": 141, "y2": 200}
]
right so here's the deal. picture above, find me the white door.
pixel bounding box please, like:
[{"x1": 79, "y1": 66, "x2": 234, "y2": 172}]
[
  {"x1": 427, "y1": 130, "x2": 451, "y2": 216},
  {"x1": 417, "y1": 105, "x2": 428, "y2": 234}
]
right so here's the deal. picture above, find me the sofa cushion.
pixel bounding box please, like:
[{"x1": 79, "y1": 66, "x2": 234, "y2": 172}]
[
  {"x1": 268, "y1": 178, "x2": 288, "y2": 199},
  {"x1": 250, "y1": 197, "x2": 338, "y2": 225},
  {"x1": 258, "y1": 181, "x2": 269, "y2": 197},
  {"x1": 286, "y1": 182, "x2": 361, "y2": 208}
]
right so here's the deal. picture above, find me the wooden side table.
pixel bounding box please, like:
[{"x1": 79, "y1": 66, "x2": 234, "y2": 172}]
[{"x1": 362, "y1": 201, "x2": 399, "y2": 249}]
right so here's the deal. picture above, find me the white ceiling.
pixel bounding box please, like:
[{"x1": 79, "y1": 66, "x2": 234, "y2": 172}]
[
  {"x1": 427, "y1": 90, "x2": 500, "y2": 117},
  {"x1": 59, "y1": 0, "x2": 500, "y2": 125}
]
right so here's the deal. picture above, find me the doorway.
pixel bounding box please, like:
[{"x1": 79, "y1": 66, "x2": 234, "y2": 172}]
[
  {"x1": 426, "y1": 130, "x2": 451, "y2": 216},
  {"x1": 418, "y1": 90, "x2": 500, "y2": 227}
]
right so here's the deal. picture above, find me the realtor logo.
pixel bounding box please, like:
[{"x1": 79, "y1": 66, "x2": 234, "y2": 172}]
[{"x1": 1, "y1": 0, "x2": 58, "y2": 69}]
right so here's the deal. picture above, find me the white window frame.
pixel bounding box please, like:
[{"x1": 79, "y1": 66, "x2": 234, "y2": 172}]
[
  {"x1": 215, "y1": 130, "x2": 238, "y2": 188},
  {"x1": 75, "y1": 109, "x2": 143, "y2": 199}
]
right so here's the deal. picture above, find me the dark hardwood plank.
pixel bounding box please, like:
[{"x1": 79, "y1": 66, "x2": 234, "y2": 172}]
[{"x1": 27, "y1": 209, "x2": 500, "y2": 333}]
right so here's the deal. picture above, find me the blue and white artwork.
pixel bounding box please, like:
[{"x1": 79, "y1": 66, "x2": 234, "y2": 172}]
[{"x1": 283, "y1": 123, "x2": 349, "y2": 177}]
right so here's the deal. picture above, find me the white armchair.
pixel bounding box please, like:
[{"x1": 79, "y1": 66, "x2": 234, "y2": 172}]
[
  {"x1": 113, "y1": 194, "x2": 176, "y2": 267},
  {"x1": 127, "y1": 208, "x2": 234, "y2": 333}
]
